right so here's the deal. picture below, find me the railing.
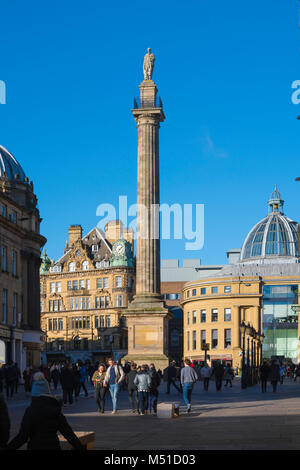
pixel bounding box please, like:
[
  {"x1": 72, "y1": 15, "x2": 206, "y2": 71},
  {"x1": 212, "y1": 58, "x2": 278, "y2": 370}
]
[{"x1": 133, "y1": 95, "x2": 163, "y2": 110}]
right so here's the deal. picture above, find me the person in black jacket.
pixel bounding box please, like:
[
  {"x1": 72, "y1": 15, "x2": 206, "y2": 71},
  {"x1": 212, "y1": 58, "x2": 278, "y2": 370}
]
[
  {"x1": 60, "y1": 363, "x2": 75, "y2": 405},
  {"x1": 4, "y1": 363, "x2": 17, "y2": 400},
  {"x1": 7, "y1": 391, "x2": 85, "y2": 450},
  {"x1": 126, "y1": 363, "x2": 139, "y2": 414},
  {"x1": 0, "y1": 392, "x2": 10, "y2": 449},
  {"x1": 260, "y1": 360, "x2": 270, "y2": 393},
  {"x1": 269, "y1": 359, "x2": 280, "y2": 392},
  {"x1": 50, "y1": 365, "x2": 60, "y2": 391},
  {"x1": 165, "y1": 361, "x2": 182, "y2": 394},
  {"x1": 148, "y1": 364, "x2": 161, "y2": 414}
]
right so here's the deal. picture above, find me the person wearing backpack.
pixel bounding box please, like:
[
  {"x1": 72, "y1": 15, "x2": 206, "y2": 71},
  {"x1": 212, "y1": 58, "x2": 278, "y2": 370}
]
[
  {"x1": 148, "y1": 363, "x2": 161, "y2": 414},
  {"x1": 103, "y1": 358, "x2": 125, "y2": 414}
]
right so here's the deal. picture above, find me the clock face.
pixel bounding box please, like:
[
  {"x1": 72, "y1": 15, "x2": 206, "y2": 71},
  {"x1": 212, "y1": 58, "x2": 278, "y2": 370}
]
[{"x1": 114, "y1": 242, "x2": 125, "y2": 256}]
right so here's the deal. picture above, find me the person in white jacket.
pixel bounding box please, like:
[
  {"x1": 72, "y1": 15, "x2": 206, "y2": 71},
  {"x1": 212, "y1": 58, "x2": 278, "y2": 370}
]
[{"x1": 199, "y1": 363, "x2": 212, "y2": 391}]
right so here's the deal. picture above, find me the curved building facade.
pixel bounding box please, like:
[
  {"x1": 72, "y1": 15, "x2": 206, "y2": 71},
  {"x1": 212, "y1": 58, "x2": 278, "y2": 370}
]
[{"x1": 182, "y1": 188, "x2": 300, "y2": 369}]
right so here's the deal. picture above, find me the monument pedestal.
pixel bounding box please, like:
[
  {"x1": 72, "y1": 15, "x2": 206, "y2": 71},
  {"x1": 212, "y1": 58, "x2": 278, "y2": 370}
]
[{"x1": 124, "y1": 295, "x2": 172, "y2": 371}]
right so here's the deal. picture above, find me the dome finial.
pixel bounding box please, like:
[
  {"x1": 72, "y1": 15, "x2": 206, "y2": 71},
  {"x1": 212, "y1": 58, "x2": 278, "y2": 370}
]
[{"x1": 268, "y1": 185, "x2": 284, "y2": 214}]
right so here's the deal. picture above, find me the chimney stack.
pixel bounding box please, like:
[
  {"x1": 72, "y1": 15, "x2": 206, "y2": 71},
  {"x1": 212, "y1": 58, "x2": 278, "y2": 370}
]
[{"x1": 68, "y1": 225, "x2": 82, "y2": 247}]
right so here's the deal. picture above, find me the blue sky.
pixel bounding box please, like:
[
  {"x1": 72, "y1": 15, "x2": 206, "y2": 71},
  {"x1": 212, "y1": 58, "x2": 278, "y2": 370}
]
[{"x1": 0, "y1": 0, "x2": 300, "y2": 265}]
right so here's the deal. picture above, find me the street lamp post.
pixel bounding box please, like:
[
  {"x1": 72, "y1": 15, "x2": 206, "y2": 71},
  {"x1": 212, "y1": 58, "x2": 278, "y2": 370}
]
[{"x1": 240, "y1": 322, "x2": 247, "y2": 389}]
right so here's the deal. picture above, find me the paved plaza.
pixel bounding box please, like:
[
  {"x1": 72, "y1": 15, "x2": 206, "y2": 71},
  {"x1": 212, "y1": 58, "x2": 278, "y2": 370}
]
[{"x1": 5, "y1": 377, "x2": 300, "y2": 450}]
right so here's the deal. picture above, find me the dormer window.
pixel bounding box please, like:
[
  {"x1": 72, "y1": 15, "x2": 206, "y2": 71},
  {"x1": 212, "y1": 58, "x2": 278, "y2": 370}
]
[
  {"x1": 92, "y1": 245, "x2": 98, "y2": 252},
  {"x1": 82, "y1": 261, "x2": 89, "y2": 271},
  {"x1": 69, "y1": 262, "x2": 75, "y2": 272}
]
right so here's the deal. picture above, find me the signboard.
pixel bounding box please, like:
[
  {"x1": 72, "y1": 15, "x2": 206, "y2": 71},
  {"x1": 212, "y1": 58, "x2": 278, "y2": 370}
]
[{"x1": 201, "y1": 342, "x2": 210, "y2": 351}]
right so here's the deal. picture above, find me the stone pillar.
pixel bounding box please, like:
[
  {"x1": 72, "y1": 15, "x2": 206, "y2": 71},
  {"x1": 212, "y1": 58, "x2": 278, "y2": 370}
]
[{"x1": 124, "y1": 54, "x2": 171, "y2": 370}]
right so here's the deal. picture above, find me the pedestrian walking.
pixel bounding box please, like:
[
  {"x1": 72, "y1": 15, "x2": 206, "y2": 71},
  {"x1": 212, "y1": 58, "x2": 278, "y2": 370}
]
[
  {"x1": 104, "y1": 358, "x2": 125, "y2": 414},
  {"x1": 7, "y1": 380, "x2": 86, "y2": 450},
  {"x1": 60, "y1": 363, "x2": 75, "y2": 406},
  {"x1": 51, "y1": 365, "x2": 60, "y2": 391},
  {"x1": 279, "y1": 363, "x2": 286, "y2": 385},
  {"x1": 126, "y1": 363, "x2": 140, "y2": 414},
  {"x1": 4, "y1": 362, "x2": 17, "y2": 400},
  {"x1": 23, "y1": 367, "x2": 33, "y2": 395},
  {"x1": 224, "y1": 364, "x2": 234, "y2": 388},
  {"x1": 180, "y1": 358, "x2": 198, "y2": 413},
  {"x1": 260, "y1": 360, "x2": 269, "y2": 393},
  {"x1": 148, "y1": 363, "x2": 161, "y2": 414},
  {"x1": 0, "y1": 393, "x2": 10, "y2": 450},
  {"x1": 92, "y1": 364, "x2": 107, "y2": 413},
  {"x1": 199, "y1": 363, "x2": 212, "y2": 391},
  {"x1": 213, "y1": 361, "x2": 225, "y2": 392},
  {"x1": 269, "y1": 359, "x2": 280, "y2": 393},
  {"x1": 134, "y1": 364, "x2": 151, "y2": 415},
  {"x1": 165, "y1": 361, "x2": 182, "y2": 395},
  {"x1": 79, "y1": 363, "x2": 89, "y2": 397}
]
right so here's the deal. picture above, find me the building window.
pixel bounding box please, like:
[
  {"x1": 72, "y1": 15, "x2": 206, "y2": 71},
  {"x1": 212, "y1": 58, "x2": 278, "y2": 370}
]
[
  {"x1": 1, "y1": 247, "x2": 7, "y2": 272},
  {"x1": 50, "y1": 282, "x2": 55, "y2": 293},
  {"x1": 86, "y1": 279, "x2": 90, "y2": 290},
  {"x1": 115, "y1": 276, "x2": 122, "y2": 288},
  {"x1": 97, "y1": 278, "x2": 102, "y2": 289},
  {"x1": 82, "y1": 261, "x2": 89, "y2": 271},
  {"x1": 69, "y1": 262, "x2": 75, "y2": 272},
  {"x1": 224, "y1": 286, "x2": 231, "y2": 293},
  {"x1": 80, "y1": 280, "x2": 85, "y2": 289},
  {"x1": 192, "y1": 330, "x2": 197, "y2": 350},
  {"x1": 200, "y1": 330, "x2": 206, "y2": 347},
  {"x1": 211, "y1": 309, "x2": 218, "y2": 322},
  {"x1": 186, "y1": 290, "x2": 190, "y2": 298},
  {"x1": 115, "y1": 295, "x2": 123, "y2": 307},
  {"x1": 212, "y1": 329, "x2": 218, "y2": 349},
  {"x1": 56, "y1": 282, "x2": 61, "y2": 293},
  {"x1": 187, "y1": 331, "x2": 190, "y2": 351},
  {"x1": 1, "y1": 204, "x2": 7, "y2": 218},
  {"x1": 13, "y1": 294, "x2": 17, "y2": 326},
  {"x1": 212, "y1": 286, "x2": 218, "y2": 294},
  {"x1": 106, "y1": 316, "x2": 111, "y2": 327},
  {"x1": 12, "y1": 251, "x2": 17, "y2": 276},
  {"x1": 72, "y1": 280, "x2": 78, "y2": 290},
  {"x1": 92, "y1": 245, "x2": 98, "y2": 252},
  {"x1": 103, "y1": 277, "x2": 109, "y2": 288},
  {"x1": 224, "y1": 308, "x2": 231, "y2": 322},
  {"x1": 201, "y1": 288, "x2": 206, "y2": 295},
  {"x1": 192, "y1": 311, "x2": 197, "y2": 324},
  {"x1": 100, "y1": 315, "x2": 105, "y2": 328},
  {"x1": 201, "y1": 309, "x2": 206, "y2": 323},
  {"x1": 170, "y1": 329, "x2": 180, "y2": 347},
  {"x1": 53, "y1": 318, "x2": 58, "y2": 331},
  {"x1": 48, "y1": 319, "x2": 52, "y2": 331},
  {"x1": 192, "y1": 289, "x2": 197, "y2": 296},
  {"x1": 2, "y1": 289, "x2": 7, "y2": 323},
  {"x1": 187, "y1": 312, "x2": 190, "y2": 325},
  {"x1": 9, "y1": 211, "x2": 17, "y2": 224},
  {"x1": 224, "y1": 329, "x2": 231, "y2": 348},
  {"x1": 58, "y1": 318, "x2": 64, "y2": 330},
  {"x1": 67, "y1": 281, "x2": 72, "y2": 290}
]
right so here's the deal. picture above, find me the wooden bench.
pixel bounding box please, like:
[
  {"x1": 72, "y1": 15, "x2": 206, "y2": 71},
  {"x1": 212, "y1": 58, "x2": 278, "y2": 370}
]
[
  {"x1": 157, "y1": 402, "x2": 180, "y2": 419},
  {"x1": 58, "y1": 431, "x2": 95, "y2": 450}
]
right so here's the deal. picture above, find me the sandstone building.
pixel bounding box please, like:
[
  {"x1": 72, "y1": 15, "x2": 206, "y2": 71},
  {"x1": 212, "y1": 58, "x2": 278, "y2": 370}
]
[
  {"x1": 0, "y1": 145, "x2": 46, "y2": 368},
  {"x1": 182, "y1": 188, "x2": 300, "y2": 369},
  {"x1": 40, "y1": 221, "x2": 135, "y2": 364}
]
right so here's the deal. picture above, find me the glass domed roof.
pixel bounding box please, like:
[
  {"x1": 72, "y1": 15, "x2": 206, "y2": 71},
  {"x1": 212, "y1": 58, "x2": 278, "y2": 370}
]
[
  {"x1": 0, "y1": 145, "x2": 26, "y2": 182},
  {"x1": 240, "y1": 187, "x2": 298, "y2": 261}
]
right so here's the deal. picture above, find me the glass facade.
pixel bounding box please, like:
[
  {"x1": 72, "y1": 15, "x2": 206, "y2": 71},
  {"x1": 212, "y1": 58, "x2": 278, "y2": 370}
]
[{"x1": 262, "y1": 284, "x2": 298, "y2": 362}]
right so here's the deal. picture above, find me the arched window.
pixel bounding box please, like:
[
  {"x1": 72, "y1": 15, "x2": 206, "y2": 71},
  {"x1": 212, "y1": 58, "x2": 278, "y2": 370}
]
[
  {"x1": 82, "y1": 261, "x2": 89, "y2": 271},
  {"x1": 69, "y1": 262, "x2": 75, "y2": 272}
]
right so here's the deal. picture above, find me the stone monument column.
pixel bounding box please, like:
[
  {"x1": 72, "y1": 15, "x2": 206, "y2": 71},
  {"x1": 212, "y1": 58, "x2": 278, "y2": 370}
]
[{"x1": 123, "y1": 49, "x2": 171, "y2": 370}]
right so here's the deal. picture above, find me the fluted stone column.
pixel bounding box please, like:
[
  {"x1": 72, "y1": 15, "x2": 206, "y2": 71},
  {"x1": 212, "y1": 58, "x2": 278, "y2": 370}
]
[{"x1": 124, "y1": 58, "x2": 171, "y2": 370}]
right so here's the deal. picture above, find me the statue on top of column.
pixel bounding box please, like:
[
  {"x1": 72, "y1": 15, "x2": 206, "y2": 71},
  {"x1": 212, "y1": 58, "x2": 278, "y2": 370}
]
[{"x1": 143, "y1": 48, "x2": 155, "y2": 80}]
